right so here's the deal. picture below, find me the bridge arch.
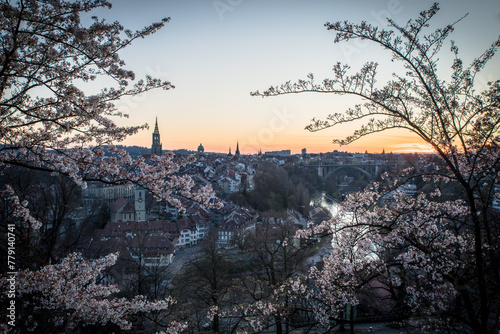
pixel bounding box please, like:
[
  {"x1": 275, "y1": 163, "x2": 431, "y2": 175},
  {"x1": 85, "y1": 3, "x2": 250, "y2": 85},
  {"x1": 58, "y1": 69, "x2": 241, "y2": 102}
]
[{"x1": 323, "y1": 165, "x2": 373, "y2": 180}]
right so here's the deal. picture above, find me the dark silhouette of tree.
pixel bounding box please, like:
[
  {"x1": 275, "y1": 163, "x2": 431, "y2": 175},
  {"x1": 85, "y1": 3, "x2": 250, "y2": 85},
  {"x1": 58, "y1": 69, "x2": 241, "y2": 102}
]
[
  {"x1": 171, "y1": 233, "x2": 237, "y2": 333},
  {"x1": 248, "y1": 161, "x2": 314, "y2": 213},
  {"x1": 237, "y1": 215, "x2": 314, "y2": 333}
]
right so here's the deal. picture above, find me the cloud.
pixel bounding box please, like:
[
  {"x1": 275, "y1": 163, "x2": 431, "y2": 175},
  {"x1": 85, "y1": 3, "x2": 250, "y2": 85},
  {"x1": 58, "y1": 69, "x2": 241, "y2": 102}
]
[{"x1": 389, "y1": 143, "x2": 434, "y2": 153}]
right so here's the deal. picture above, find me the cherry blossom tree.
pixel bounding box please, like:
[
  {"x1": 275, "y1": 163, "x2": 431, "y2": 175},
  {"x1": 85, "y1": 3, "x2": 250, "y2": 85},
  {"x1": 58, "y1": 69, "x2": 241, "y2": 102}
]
[
  {"x1": 0, "y1": 252, "x2": 184, "y2": 332},
  {"x1": 253, "y1": 3, "x2": 500, "y2": 333},
  {"x1": 0, "y1": 0, "x2": 217, "y2": 332}
]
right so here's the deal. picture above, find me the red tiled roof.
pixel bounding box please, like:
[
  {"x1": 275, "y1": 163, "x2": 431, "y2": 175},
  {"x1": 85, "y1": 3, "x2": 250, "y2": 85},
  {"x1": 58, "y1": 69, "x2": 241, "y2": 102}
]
[
  {"x1": 121, "y1": 201, "x2": 135, "y2": 213},
  {"x1": 109, "y1": 198, "x2": 128, "y2": 212},
  {"x1": 124, "y1": 235, "x2": 175, "y2": 255}
]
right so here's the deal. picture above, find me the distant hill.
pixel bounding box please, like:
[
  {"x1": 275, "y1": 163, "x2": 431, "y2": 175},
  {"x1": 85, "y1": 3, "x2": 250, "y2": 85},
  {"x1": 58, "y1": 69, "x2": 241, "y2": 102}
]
[{"x1": 101, "y1": 145, "x2": 150, "y2": 158}]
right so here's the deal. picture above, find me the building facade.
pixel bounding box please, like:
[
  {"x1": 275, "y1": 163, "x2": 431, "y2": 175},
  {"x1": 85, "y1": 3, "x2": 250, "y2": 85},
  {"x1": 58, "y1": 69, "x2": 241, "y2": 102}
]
[{"x1": 82, "y1": 182, "x2": 134, "y2": 211}]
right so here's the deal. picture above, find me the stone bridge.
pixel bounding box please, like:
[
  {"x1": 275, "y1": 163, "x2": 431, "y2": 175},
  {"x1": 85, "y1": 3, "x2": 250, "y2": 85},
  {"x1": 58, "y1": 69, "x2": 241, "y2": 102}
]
[{"x1": 302, "y1": 162, "x2": 394, "y2": 180}]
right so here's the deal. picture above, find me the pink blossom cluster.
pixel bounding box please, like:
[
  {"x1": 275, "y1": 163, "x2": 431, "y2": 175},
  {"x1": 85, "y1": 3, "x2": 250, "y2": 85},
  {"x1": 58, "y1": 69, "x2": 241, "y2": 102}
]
[
  {"x1": 219, "y1": 276, "x2": 309, "y2": 332},
  {"x1": 293, "y1": 182, "x2": 475, "y2": 328},
  {"x1": 156, "y1": 321, "x2": 189, "y2": 334},
  {"x1": 0, "y1": 252, "x2": 179, "y2": 330},
  {"x1": 1, "y1": 253, "x2": 180, "y2": 329},
  {"x1": 4, "y1": 185, "x2": 42, "y2": 229}
]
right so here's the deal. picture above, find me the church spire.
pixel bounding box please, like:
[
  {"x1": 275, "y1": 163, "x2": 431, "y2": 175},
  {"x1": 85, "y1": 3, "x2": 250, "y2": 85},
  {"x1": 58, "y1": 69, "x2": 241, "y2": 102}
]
[
  {"x1": 151, "y1": 117, "x2": 162, "y2": 155},
  {"x1": 154, "y1": 117, "x2": 159, "y2": 134},
  {"x1": 235, "y1": 141, "x2": 240, "y2": 156}
]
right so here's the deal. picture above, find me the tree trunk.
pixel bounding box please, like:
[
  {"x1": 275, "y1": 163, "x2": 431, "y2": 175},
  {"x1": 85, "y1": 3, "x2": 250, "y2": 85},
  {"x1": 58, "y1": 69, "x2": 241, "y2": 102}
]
[
  {"x1": 349, "y1": 305, "x2": 354, "y2": 334},
  {"x1": 275, "y1": 315, "x2": 282, "y2": 334},
  {"x1": 213, "y1": 313, "x2": 219, "y2": 333}
]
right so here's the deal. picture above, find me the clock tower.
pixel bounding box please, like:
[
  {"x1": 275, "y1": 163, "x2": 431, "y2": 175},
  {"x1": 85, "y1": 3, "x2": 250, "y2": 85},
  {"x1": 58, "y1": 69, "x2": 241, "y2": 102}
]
[{"x1": 135, "y1": 187, "x2": 146, "y2": 222}]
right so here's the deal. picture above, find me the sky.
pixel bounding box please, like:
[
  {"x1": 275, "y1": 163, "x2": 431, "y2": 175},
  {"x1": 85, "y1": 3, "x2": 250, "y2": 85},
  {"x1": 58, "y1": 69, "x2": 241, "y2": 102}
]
[{"x1": 92, "y1": 0, "x2": 500, "y2": 154}]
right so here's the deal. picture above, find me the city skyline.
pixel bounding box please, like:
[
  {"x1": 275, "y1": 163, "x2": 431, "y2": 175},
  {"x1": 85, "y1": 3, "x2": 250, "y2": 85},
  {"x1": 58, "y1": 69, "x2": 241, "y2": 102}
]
[
  {"x1": 143, "y1": 117, "x2": 429, "y2": 155},
  {"x1": 92, "y1": 0, "x2": 500, "y2": 154}
]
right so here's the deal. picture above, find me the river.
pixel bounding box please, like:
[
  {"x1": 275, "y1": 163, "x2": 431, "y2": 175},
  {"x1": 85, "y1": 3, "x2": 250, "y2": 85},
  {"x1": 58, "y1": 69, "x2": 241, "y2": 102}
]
[{"x1": 311, "y1": 192, "x2": 341, "y2": 216}]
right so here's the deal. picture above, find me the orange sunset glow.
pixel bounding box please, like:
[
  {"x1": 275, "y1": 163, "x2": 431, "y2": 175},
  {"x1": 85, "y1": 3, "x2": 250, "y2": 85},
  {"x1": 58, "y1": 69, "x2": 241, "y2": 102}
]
[{"x1": 108, "y1": 0, "x2": 498, "y2": 155}]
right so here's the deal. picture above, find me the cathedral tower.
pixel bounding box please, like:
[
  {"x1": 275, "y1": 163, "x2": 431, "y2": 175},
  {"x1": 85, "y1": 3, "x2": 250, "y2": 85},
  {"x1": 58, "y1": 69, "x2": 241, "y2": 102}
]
[
  {"x1": 151, "y1": 117, "x2": 162, "y2": 156},
  {"x1": 235, "y1": 141, "x2": 240, "y2": 156}
]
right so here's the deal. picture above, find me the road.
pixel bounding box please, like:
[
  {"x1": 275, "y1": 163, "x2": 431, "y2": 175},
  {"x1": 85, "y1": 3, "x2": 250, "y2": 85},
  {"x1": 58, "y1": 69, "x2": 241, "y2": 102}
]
[{"x1": 163, "y1": 244, "x2": 201, "y2": 285}]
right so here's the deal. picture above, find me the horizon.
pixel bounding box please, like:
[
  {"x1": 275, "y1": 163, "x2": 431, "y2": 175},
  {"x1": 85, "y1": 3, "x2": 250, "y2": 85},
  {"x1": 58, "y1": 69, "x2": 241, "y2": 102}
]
[
  {"x1": 124, "y1": 118, "x2": 436, "y2": 155},
  {"x1": 112, "y1": 142, "x2": 435, "y2": 156}
]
